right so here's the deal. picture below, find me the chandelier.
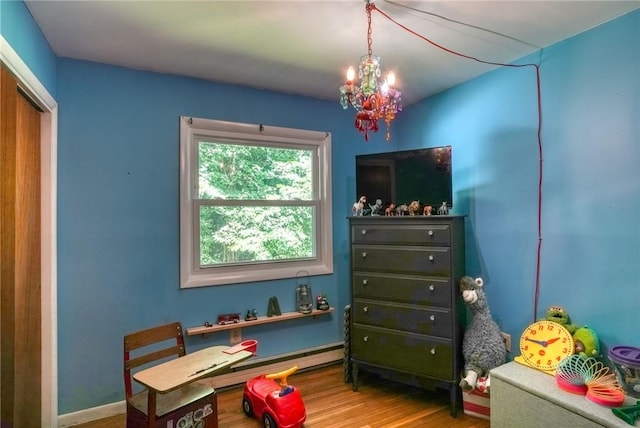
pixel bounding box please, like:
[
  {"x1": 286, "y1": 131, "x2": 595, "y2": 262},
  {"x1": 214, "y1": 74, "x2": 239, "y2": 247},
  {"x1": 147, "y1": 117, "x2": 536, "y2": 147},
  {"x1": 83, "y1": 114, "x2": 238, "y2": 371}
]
[{"x1": 339, "y1": 1, "x2": 402, "y2": 141}]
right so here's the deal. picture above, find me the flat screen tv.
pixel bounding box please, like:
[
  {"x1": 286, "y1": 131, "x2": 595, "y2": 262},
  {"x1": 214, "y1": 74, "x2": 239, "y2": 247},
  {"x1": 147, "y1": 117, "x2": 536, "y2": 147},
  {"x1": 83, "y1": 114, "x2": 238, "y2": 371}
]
[{"x1": 355, "y1": 145, "x2": 453, "y2": 214}]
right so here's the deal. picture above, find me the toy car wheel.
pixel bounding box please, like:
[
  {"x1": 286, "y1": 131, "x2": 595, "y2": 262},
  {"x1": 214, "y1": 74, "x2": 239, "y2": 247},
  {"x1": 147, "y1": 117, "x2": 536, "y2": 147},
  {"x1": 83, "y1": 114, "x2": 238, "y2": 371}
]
[
  {"x1": 241, "y1": 396, "x2": 253, "y2": 417},
  {"x1": 263, "y1": 412, "x2": 277, "y2": 428}
]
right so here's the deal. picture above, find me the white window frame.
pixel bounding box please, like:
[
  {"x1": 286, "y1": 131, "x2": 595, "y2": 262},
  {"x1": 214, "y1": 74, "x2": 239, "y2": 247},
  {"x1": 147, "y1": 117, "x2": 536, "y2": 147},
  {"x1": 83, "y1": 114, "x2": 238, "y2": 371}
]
[{"x1": 179, "y1": 116, "x2": 333, "y2": 288}]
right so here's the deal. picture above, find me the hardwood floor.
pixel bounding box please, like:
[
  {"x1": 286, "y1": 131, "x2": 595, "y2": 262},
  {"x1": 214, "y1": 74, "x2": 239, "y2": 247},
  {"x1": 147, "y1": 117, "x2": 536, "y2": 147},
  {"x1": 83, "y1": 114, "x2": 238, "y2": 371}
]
[{"x1": 71, "y1": 364, "x2": 490, "y2": 428}]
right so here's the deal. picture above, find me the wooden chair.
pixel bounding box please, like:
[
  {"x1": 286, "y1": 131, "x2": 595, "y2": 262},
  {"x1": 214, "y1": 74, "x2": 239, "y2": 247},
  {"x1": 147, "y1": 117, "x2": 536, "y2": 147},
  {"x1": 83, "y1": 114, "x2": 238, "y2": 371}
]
[{"x1": 124, "y1": 321, "x2": 218, "y2": 428}]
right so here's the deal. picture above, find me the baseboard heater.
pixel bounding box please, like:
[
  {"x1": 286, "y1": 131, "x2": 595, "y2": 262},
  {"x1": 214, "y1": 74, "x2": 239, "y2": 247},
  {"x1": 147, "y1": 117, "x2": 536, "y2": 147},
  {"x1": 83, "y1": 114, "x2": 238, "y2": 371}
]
[
  {"x1": 58, "y1": 342, "x2": 344, "y2": 427},
  {"x1": 206, "y1": 341, "x2": 344, "y2": 390}
]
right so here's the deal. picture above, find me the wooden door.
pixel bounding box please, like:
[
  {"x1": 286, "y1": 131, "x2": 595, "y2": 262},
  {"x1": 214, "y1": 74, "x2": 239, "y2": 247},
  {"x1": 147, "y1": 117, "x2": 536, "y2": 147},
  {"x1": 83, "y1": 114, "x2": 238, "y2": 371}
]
[{"x1": 1, "y1": 64, "x2": 42, "y2": 427}]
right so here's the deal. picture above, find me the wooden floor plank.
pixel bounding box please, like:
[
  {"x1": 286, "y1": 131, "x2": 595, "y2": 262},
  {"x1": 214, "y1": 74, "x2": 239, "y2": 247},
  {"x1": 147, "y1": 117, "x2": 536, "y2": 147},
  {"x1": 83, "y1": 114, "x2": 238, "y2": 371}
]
[{"x1": 70, "y1": 364, "x2": 490, "y2": 428}]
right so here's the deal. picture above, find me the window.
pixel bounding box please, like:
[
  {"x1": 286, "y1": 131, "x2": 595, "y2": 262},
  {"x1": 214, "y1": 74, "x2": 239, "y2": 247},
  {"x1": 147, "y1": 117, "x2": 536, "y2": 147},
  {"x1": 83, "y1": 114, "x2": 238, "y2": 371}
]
[{"x1": 179, "y1": 117, "x2": 333, "y2": 287}]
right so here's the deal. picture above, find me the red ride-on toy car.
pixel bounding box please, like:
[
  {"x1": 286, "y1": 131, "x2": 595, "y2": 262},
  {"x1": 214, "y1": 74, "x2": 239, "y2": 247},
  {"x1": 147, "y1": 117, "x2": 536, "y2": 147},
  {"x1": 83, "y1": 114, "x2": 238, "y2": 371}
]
[{"x1": 242, "y1": 365, "x2": 306, "y2": 428}]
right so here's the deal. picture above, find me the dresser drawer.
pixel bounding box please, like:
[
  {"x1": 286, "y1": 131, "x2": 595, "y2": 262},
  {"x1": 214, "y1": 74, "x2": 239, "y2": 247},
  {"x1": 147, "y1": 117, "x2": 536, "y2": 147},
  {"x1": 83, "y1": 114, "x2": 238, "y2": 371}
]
[
  {"x1": 352, "y1": 223, "x2": 451, "y2": 246},
  {"x1": 351, "y1": 325, "x2": 453, "y2": 380},
  {"x1": 352, "y1": 299, "x2": 452, "y2": 338},
  {"x1": 352, "y1": 245, "x2": 451, "y2": 276},
  {"x1": 352, "y1": 273, "x2": 452, "y2": 307}
]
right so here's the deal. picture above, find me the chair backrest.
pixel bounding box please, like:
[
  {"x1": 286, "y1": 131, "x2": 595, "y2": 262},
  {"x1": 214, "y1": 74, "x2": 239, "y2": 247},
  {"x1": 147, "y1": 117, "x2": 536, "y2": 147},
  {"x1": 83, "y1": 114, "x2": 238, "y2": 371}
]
[{"x1": 123, "y1": 321, "x2": 187, "y2": 399}]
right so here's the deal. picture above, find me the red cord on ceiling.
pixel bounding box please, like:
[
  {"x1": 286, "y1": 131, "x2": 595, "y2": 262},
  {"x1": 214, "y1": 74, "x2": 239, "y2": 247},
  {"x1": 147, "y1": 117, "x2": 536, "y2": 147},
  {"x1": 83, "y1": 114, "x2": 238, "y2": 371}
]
[{"x1": 371, "y1": 4, "x2": 544, "y2": 322}]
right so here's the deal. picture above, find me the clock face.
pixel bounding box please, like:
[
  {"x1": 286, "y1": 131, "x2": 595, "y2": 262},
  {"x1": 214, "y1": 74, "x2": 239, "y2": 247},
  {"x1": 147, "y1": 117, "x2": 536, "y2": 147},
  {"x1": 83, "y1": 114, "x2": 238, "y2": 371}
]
[{"x1": 519, "y1": 320, "x2": 574, "y2": 371}]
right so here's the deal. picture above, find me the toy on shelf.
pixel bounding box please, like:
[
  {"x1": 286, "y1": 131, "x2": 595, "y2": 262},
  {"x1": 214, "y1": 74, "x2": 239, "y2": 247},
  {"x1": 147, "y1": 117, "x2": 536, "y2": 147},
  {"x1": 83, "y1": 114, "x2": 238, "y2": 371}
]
[
  {"x1": 515, "y1": 319, "x2": 574, "y2": 375},
  {"x1": 352, "y1": 195, "x2": 367, "y2": 216},
  {"x1": 543, "y1": 305, "x2": 603, "y2": 359},
  {"x1": 217, "y1": 313, "x2": 240, "y2": 325},
  {"x1": 384, "y1": 203, "x2": 396, "y2": 216},
  {"x1": 543, "y1": 305, "x2": 579, "y2": 334},
  {"x1": 395, "y1": 203, "x2": 408, "y2": 216},
  {"x1": 573, "y1": 325, "x2": 601, "y2": 358},
  {"x1": 369, "y1": 199, "x2": 383, "y2": 216},
  {"x1": 295, "y1": 271, "x2": 313, "y2": 315},
  {"x1": 245, "y1": 309, "x2": 258, "y2": 321},
  {"x1": 554, "y1": 355, "x2": 591, "y2": 395},
  {"x1": 316, "y1": 294, "x2": 330, "y2": 311},
  {"x1": 609, "y1": 346, "x2": 640, "y2": 398},
  {"x1": 555, "y1": 354, "x2": 625, "y2": 407},
  {"x1": 612, "y1": 401, "x2": 640, "y2": 426},
  {"x1": 267, "y1": 296, "x2": 282, "y2": 317},
  {"x1": 459, "y1": 277, "x2": 506, "y2": 391},
  {"x1": 408, "y1": 200, "x2": 420, "y2": 215},
  {"x1": 242, "y1": 365, "x2": 306, "y2": 428}
]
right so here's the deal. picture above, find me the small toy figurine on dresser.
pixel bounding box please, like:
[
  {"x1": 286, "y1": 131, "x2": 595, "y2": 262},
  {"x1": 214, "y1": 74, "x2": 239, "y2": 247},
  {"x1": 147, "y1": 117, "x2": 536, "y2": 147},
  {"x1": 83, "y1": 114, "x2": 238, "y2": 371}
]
[
  {"x1": 352, "y1": 195, "x2": 367, "y2": 216},
  {"x1": 408, "y1": 200, "x2": 420, "y2": 215},
  {"x1": 395, "y1": 203, "x2": 409, "y2": 216},
  {"x1": 438, "y1": 201, "x2": 448, "y2": 215},
  {"x1": 369, "y1": 199, "x2": 383, "y2": 216},
  {"x1": 459, "y1": 276, "x2": 506, "y2": 392},
  {"x1": 384, "y1": 203, "x2": 396, "y2": 216}
]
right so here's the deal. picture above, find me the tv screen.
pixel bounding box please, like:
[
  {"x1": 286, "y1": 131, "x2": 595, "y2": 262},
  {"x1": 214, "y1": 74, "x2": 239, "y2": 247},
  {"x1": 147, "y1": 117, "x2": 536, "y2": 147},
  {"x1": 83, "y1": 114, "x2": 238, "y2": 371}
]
[{"x1": 356, "y1": 146, "x2": 452, "y2": 214}]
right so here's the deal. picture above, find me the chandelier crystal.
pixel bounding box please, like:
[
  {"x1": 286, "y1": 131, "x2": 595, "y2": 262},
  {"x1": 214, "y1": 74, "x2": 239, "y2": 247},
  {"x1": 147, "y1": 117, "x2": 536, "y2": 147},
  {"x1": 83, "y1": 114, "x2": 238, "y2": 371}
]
[{"x1": 339, "y1": 1, "x2": 402, "y2": 141}]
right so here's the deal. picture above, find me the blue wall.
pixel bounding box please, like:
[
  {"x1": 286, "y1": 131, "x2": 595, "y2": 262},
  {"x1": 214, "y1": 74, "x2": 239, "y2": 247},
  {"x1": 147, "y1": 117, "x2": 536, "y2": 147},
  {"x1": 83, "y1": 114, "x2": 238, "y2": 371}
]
[
  {"x1": 55, "y1": 59, "x2": 383, "y2": 412},
  {"x1": 0, "y1": 0, "x2": 57, "y2": 96},
  {"x1": 397, "y1": 9, "x2": 640, "y2": 359},
  {"x1": 3, "y1": 1, "x2": 639, "y2": 416}
]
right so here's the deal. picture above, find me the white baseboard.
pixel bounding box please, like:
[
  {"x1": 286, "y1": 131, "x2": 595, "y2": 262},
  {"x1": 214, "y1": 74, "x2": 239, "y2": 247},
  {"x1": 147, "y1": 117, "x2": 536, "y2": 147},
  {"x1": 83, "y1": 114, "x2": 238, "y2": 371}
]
[
  {"x1": 58, "y1": 343, "x2": 344, "y2": 427},
  {"x1": 205, "y1": 343, "x2": 343, "y2": 389},
  {"x1": 58, "y1": 401, "x2": 126, "y2": 428}
]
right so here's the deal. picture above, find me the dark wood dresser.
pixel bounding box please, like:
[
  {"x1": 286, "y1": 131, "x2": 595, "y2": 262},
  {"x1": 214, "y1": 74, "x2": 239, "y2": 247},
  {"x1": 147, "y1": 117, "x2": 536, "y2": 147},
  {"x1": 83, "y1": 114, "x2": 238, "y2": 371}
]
[{"x1": 348, "y1": 215, "x2": 466, "y2": 416}]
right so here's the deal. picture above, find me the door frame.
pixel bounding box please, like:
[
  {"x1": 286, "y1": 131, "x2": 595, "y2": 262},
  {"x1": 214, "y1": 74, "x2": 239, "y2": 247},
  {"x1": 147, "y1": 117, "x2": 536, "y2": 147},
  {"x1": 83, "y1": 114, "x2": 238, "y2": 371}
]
[{"x1": 1, "y1": 35, "x2": 58, "y2": 427}]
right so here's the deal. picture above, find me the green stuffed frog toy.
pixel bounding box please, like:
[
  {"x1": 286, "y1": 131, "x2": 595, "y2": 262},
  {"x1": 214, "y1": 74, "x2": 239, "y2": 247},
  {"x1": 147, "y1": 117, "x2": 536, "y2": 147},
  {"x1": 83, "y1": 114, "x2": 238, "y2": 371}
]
[
  {"x1": 544, "y1": 305, "x2": 579, "y2": 334},
  {"x1": 543, "y1": 305, "x2": 601, "y2": 359},
  {"x1": 573, "y1": 325, "x2": 601, "y2": 358}
]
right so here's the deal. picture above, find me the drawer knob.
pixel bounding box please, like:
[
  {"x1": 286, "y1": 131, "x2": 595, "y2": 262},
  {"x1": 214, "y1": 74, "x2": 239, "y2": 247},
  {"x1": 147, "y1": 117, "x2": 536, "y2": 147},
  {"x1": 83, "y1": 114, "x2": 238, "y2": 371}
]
[
  {"x1": 363, "y1": 336, "x2": 369, "y2": 342},
  {"x1": 428, "y1": 254, "x2": 434, "y2": 261},
  {"x1": 362, "y1": 279, "x2": 368, "y2": 286},
  {"x1": 430, "y1": 348, "x2": 436, "y2": 355},
  {"x1": 428, "y1": 230, "x2": 434, "y2": 236},
  {"x1": 361, "y1": 252, "x2": 368, "y2": 258},
  {"x1": 361, "y1": 229, "x2": 367, "y2": 235},
  {"x1": 430, "y1": 315, "x2": 436, "y2": 321},
  {"x1": 429, "y1": 284, "x2": 435, "y2": 291},
  {"x1": 363, "y1": 306, "x2": 369, "y2": 312}
]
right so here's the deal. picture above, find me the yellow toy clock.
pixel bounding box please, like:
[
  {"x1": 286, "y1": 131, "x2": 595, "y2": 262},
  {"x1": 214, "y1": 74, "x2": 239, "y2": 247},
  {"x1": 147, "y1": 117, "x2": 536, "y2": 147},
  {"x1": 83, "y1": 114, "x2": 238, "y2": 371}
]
[{"x1": 515, "y1": 320, "x2": 574, "y2": 375}]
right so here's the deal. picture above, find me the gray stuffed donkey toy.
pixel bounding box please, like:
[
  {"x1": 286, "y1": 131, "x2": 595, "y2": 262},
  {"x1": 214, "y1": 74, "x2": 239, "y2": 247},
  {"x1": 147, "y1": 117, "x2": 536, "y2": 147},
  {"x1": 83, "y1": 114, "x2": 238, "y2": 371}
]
[{"x1": 459, "y1": 276, "x2": 506, "y2": 392}]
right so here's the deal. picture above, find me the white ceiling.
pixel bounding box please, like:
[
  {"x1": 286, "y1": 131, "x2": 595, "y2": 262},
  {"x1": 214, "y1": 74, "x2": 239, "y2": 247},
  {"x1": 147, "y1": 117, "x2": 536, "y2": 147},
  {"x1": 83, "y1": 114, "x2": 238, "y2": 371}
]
[{"x1": 25, "y1": 0, "x2": 640, "y2": 106}]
